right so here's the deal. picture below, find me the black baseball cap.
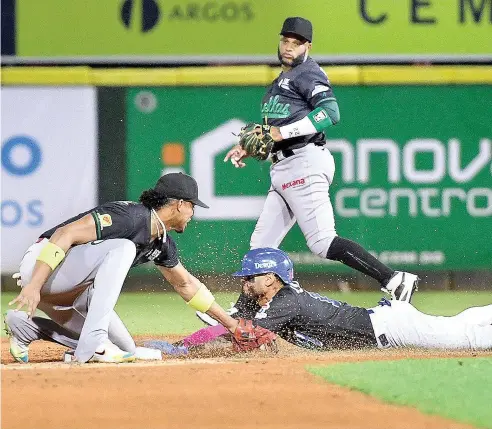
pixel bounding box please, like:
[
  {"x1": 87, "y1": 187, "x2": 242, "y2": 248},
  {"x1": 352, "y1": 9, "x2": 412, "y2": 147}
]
[
  {"x1": 154, "y1": 173, "x2": 209, "y2": 208},
  {"x1": 280, "y1": 17, "x2": 313, "y2": 42}
]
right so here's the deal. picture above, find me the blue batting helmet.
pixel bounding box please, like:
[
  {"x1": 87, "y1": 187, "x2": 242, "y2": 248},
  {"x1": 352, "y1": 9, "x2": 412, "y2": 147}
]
[{"x1": 232, "y1": 247, "x2": 294, "y2": 284}]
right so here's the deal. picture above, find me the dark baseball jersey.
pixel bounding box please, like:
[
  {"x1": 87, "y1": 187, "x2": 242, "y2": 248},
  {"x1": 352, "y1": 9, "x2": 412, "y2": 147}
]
[
  {"x1": 40, "y1": 201, "x2": 179, "y2": 268},
  {"x1": 252, "y1": 282, "x2": 377, "y2": 350},
  {"x1": 261, "y1": 57, "x2": 336, "y2": 151}
]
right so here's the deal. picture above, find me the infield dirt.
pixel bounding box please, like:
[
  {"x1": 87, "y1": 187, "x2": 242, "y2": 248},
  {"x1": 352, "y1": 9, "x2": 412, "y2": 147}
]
[{"x1": 2, "y1": 336, "x2": 489, "y2": 429}]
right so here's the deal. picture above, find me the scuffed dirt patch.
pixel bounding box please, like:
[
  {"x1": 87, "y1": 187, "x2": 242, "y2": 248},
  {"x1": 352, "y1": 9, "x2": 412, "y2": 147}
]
[{"x1": 2, "y1": 337, "x2": 490, "y2": 429}]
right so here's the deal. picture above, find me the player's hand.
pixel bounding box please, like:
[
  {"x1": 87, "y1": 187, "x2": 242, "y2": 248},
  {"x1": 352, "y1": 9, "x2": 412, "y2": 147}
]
[
  {"x1": 269, "y1": 126, "x2": 283, "y2": 142},
  {"x1": 224, "y1": 144, "x2": 248, "y2": 168},
  {"x1": 9, "y1": 283, "x2": 41, "y2": 318}
]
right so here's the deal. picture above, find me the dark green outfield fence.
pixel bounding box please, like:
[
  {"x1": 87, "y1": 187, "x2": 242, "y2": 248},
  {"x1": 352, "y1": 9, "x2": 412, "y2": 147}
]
[
  {"x1": 2, "y1": 66, "x2": 491, "y2": 290},
  {"x1": 98, "y1": 85, "x2": 492, "y2": 275}
]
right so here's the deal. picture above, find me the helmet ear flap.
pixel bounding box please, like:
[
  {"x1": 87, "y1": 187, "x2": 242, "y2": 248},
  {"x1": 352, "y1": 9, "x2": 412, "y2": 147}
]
[{"x1": 288, "y1": 267, "x2": 294, "y2": 283}]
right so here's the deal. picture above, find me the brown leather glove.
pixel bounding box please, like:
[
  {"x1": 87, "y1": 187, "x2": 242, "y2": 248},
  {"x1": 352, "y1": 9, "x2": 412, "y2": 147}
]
[
  {"x1": 238, "y1": 123, "x2": 275, "y2": 161},
  {"x1": 232, "y1": 318, "x2": 278, "y2": 353}
]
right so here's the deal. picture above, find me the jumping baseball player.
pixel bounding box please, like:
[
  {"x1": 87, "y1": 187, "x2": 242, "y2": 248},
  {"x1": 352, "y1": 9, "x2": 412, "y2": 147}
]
[
  {"x1": 199, "y1": 16, "x2": 419, "y2": 326},
  {"x1": 5, "y1": 173, "x2": 275, "y2": 364},
  {"x1": 175, "y1": 248, "x2": 492, "y2": 353}
]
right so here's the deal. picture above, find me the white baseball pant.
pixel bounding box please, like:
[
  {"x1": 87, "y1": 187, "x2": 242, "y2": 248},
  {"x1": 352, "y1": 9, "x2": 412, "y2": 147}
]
[{"x1": 369, "y1": 301, "x2": 492, "y2": 350}]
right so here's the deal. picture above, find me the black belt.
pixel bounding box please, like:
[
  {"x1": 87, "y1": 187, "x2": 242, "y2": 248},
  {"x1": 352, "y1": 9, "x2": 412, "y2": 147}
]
[
  {"x1": 271, "y1": 142, "x2": 325, "y2": 164},
  {"x1": 271, "y1": 149, "x2": 295, "y2": 164}
]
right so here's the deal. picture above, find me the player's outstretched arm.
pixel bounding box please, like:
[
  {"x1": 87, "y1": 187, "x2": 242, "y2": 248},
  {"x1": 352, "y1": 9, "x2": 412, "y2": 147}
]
[{"x1": 157, "y1": 264, "x2": 239, "y2": 333}]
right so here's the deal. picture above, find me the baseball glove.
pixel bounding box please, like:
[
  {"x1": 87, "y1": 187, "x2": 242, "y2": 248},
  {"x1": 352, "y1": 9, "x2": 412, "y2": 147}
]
[
  {"x1": 232, "y1": 318, "x2": 278, "y2": 353},
  {"x1": 238, "y1": 123, "x2": 275, "y2": 161}
]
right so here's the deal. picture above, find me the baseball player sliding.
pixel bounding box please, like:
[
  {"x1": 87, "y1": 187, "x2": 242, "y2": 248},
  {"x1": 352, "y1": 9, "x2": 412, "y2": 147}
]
[
  {"x1": 5, "y1": 173, "x2": 275, "y2": 364},
  {"x1": 164, "y1": 248, "x2": 492, "y2": 353},
  {"x1": 198, "y1": 16, "x2": 418, "y2": 326}
]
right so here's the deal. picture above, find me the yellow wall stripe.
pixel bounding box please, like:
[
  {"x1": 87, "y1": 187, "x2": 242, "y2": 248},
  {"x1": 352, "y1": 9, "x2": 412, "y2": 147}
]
[
  {"x1": 2, "y1": 66, "x2": 492, "y2": 86},
  {"x1": 91, "y1": 68, "x2": 177, "y2": 86},
  {"x1": 176, "y1": 66, "x2": 271, "y2": 86},
  {"x1": 1, "y1": 66, "x2": 91, "y2": 85},
  {"x1": 361, "y1": 66, "x2": 492, "y2": 85}
]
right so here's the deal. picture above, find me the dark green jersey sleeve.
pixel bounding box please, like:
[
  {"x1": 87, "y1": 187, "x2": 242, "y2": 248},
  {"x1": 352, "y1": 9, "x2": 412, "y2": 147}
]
[{"x1": 291, "y1": 66, "x2": 336, "y2": 109}]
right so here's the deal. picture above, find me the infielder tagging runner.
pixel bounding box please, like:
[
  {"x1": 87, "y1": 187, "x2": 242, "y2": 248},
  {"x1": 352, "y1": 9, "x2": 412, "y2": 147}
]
[
  {"x1": 5, "y1": 173, "x2": 275, "y2": 363},
  {"x1": 171, "y1": 248, "x2": 492, "y2": 353},
  {"x1": 197, "y1": 17, "x2": 419, "y2": 326}
]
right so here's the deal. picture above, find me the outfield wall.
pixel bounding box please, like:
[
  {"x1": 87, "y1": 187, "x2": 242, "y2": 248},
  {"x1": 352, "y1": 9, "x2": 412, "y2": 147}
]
[
  {"x1": 3, "y1": 1, "x2": 491, "y2": 63},
  {"x1": 1, "y1": 66, "x2": 491, "y2": 281},
  {"x1": 0, "y1": 87, "x2": 98, "y2": 273}
]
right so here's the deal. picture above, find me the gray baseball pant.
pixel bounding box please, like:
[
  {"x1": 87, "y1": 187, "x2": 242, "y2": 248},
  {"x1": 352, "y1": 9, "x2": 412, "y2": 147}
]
[
  {"x1": 10, "y1": 238, "x2": 137, "y2": 362},
  {"x1": 251, "y1": 144, "x2": 337, "y2": 256}
]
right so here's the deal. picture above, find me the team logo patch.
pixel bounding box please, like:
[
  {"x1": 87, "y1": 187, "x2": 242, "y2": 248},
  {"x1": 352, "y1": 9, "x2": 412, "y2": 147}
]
[
  {"x1": 98, "y1": 214, "x2": 112, "y2": 229},
  {"x1": 278, "y1": 78, "x2": 291, "y2": 91},
  {"x1": 282, "y1": 178, "x2": 305, "y2": 190},
  {"x1": 313, "y1": 110, "x2": 328, "y2": 123}
]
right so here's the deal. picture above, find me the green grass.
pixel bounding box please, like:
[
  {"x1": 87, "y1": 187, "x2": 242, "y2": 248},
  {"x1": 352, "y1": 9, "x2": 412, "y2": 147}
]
[
  {"x1": 2, "y1": 290, "x2": 492, "y2": 336},
  {"x1": 308, "y1": 357, "x2": 492, "y2": 429},
  {"x1": 1, "y1": 291, "x2": 241, "y2": 336}
]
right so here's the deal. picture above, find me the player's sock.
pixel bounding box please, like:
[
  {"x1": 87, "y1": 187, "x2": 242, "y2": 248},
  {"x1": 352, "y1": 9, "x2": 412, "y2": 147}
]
[{"x1": 326, "y1": 236, "x2": 394, "y2": 284}]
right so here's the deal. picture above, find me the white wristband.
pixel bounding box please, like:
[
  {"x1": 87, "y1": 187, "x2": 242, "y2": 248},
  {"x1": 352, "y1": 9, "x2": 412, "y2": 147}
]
[{"x1": 279, "y1": 116, "x2": 317, "y2": 140}]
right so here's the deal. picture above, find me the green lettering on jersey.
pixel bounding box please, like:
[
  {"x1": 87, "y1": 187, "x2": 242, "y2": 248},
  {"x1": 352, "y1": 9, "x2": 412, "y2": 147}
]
[{"x1": 261, "y1": 95, "x2": 291, "y2": 119}]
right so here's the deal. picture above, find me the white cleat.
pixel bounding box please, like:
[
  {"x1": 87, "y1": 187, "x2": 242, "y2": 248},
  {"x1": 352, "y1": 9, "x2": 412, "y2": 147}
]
[
  {"x1": 134, "y1": 346, "x2": 162, "y2": 361},
  {"x1": 90, "y1": 341, "x2": 135, "y2": 363},
  {"x1": 381, "y1": 271, "x2": 420, "y2": 303},
  {"x1": 64, "y1": 340, "x2": 135, "y2": 363},
  {"x1": 196, "y1": 303, "x2": 238, "y2": 326}
]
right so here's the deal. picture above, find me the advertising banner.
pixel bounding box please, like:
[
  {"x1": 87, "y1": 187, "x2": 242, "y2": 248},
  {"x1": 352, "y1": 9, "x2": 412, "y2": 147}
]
[
  {"x1": 1, "y1": 88, "x2": 98, "y2": 272},
  {"x1": 126, "y1": 85, "x2": 492, "y2": 273},
  {"x1": 16, "y1": 0, "x2": 492, "y2": 59}
]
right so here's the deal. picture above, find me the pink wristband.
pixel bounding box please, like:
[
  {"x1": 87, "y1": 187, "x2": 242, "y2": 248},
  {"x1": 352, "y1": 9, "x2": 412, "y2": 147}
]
[{"x1": 182, "y1": 324, "x2": 228, "y2": 347}]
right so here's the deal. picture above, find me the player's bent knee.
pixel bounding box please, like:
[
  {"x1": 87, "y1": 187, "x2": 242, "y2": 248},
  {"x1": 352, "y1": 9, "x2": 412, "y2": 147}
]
[
  {"x1": 307, "y1": 234, "x2": 337, "y2": 258},
  {"x1": 109, "y1": 239, "x2": 137, "y2": 261},
  {"x1": 115, "y1": 239, "x2": 137, "y2": 255}
]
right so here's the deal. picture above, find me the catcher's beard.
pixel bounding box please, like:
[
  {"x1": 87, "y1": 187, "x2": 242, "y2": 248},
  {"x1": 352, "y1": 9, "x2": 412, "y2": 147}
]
[{"x1": 277, "y1": 47, "x2": 308, "y2": 68}]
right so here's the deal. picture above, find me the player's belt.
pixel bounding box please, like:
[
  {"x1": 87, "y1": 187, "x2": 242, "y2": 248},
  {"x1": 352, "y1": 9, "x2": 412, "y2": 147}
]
[
  {"x1": 271, "y1": 142, "x2": 325, "y2": 164},
  {"x1": 271, "y1": 148, "x2": 295, "y2": 164}
]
